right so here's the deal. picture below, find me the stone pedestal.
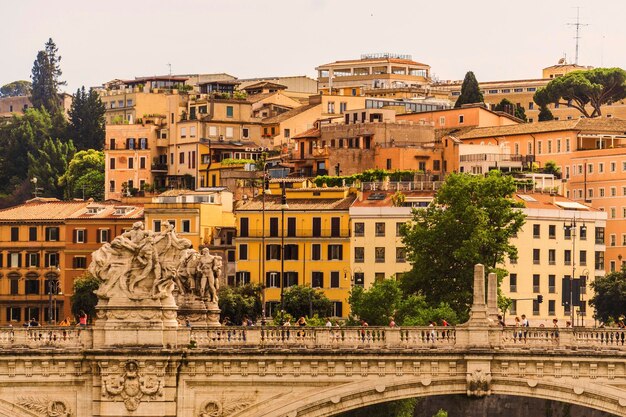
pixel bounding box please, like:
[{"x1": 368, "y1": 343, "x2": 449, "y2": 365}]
[{"x1": 176, "y1": 296, "x2": 221, "y2": 327}]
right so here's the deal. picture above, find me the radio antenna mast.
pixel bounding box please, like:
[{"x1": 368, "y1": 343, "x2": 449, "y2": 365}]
[{"x1": 567, "y1": 7, "x2": 588, "y2": 65}]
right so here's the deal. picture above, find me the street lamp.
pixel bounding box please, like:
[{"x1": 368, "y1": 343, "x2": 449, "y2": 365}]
[
  {"x1": 260, "y1": 162, "x2": 271, "y2": 324},
  {"x1": 279, "y1": 181, "x2": 288, "y2": 324},
  {"x1": 47, "y1": 268, "x2": 61, "y2": 325},
  {"x1": 563, "y1": 217, "x2": 586, "y2": 327}
]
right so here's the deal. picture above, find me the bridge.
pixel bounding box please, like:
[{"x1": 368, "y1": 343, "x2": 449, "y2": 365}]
[{"x1": 0, "y1": 264, "x2": 624, "y2": 417}]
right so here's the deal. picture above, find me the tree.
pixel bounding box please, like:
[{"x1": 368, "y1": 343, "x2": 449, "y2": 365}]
[
  {"x1": 454, "y1": 71, "x2": 484, "y2": 108},
  {"x1": 0, "y1": 80, "x2": 32, "y2": 97},
  {"x1": 27, "y1": 137, "x2": 76, "y2": 199},
  {"x1": 70, "y1": 273, "x2": 101, "y2": 322},
  {"x1": 401, "y1": 171, "x2": 526, "y2": 320},
  {"x1": 336, "y1": 399, "x2": 417, "y2": 417},
  {"x1": 68, "y1": 86, "x2": 106, "y2": 150},
  {"x1": 349, "y1": 279, "x2": 458, "y2": 326},
  {"x1": 282, "y1": 285, "x2": 333, "y2": 320},
  {"x1": 533, "y1": 68, "x2": 626, "y2": 118},
  {"x1": 494, "y1": 98, "x2": 527, "y2": 122},
  {"x1": 31, "y1": 38, "x2": 66, "y2": 113},
  {"x1": 538, "y1": 105, "x2": 554, "y2": 121},
  {"x1": 218, "y1": 284, "x2": 263, "y2": 325},
  {"x1": 590, "y1": 269, "x2": 626, "y2": 323},
  {"x1": 541, "y1": 160, "x2": 561, "y2": 179},
  {"x1": 58, "y1": 149, "x2": 105, "y2": 200}
]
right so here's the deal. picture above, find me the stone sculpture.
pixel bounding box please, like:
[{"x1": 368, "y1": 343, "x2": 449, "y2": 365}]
[
  {"x1": 16, "y1": 396, "x2": 72, "y2": 417},
  {"x1": 101, "y1": 361, "x2": 163, "y2": 411}
]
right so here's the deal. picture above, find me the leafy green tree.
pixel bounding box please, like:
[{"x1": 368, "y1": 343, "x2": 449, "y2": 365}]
[
  {"x1": 31, "y1": 38, "x2": 66, "y2": 113},
  {"x1": 542, "y1": 160, "x2": 561, "y2": 179},
  {"x1": 27, "y1": 137, "x2": 76, "y2": 198},
  {"x1": 68, "y1": 86, "x2": 106, "y2": 150},
  {"x1": 590, "y1": 269, "x2": 626, "y2": 323},
  {"x1": 0, "y1": 80, "x2": 32, "y2": 97},
  {"x1": 282, "y1": 285, "x2": 333, "y2": 320},
  {"x1": 433, "y1": 410, "x2": 448, "y2": 417},
  {"x1": 401, "y1": 171, "x2": 526, "y2": 320},
  {"x1": 218, "y1": 284, "x2": 263, "y2": 325},
  {"x1": 58, "y1": 149, "x2": 105, "y2": 200},
  {"x1": 538, "y1": 104, "x2": 554, "y2": 121},
  {"x1": 336, "y1": 399, "x2": 417, "y2": 417},
  {"x1": 494, "y1": 98, "x2": 527, "y2": 122},
  {"x1": 533, "y1": 68, "x2": 626, "y2": 118},
  {"x1": 454, "y1": 71, "x2": 484, "y2": 108},
  {"x1": 70, "y1": 273, "x2": 101, "y2": 322},
  {"x1": 349, "y1": 279, "x2": 458, "y2": 326}
]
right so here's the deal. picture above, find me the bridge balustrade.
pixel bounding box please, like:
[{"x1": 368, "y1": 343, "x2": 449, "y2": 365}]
[
  {"x1": 0, "y1": 327, "x2": 88, "y2": 349},
  {"x1": 574, "y1": 328, "x2": 626, "y2": 347}
]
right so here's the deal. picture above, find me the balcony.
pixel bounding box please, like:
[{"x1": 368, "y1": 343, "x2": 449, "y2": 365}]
[
  {"x1": 239, "y1": 229, "x2": 351, "y2": 239},
  {"x1": 151, "y1": 163, "x2": 168, "y2": 172}
]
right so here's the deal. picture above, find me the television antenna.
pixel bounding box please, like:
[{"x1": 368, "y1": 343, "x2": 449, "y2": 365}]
[{"x1": 567, "y1": 7, "x2": 588, "y2": 65}]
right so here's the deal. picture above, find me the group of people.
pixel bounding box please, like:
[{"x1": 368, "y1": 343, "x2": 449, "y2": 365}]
[{"x1": 15, "y1": 311, "x2": 88, "y2": 328}]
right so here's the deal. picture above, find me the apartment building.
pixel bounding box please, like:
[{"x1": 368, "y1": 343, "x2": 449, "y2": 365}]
[
  {"x1": 503, "y1": 193, "x2": 606, "y2": 325},
  {"x1": 235, "y1": 180, "x2": 355, "y2": 318},
  {"x1": 0, "y1": 199, "x2": 142, "y2": 325},
  {"x1": 397, "y1": 104, "x2": 521, "y2": 129},
  {"x1": 0, "y1": 93, "x2": 72, "y2": 119}
]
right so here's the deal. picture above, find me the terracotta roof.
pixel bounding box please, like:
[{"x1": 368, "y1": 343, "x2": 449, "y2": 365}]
[
  {"x1": 0, "y1": 201, "x2": 143, "y2": 221},
  {"x1": 246, "y1": 92, "x2": 278, "y2": 103},
  {"x1": 243, "y1": 81, "x2": 287, "y2": 91},
  {"x1": 292, "y1": 128, "x2": 320, "y2": 139},
  {"x1": 457, "y1": 118, "x2": 626, "y2": 140},
  {"x1": 262, "y1": 103, "x2": 320, "y2": 124},
  {"x1": 512, "y1": 193, "x2": 600, "y2": 211},
  {"x1": 318, "y1": 57, "x2": 429, "y2": 68},
  {"x1": 236, "y1": 194, "x2": 356, "y2": 211},
  {"x1": 157, "y1": 188, "x2": 226, "y2": 197},
  {"x1": 269, "y1": 178, "x2": 309, "y2": 183}
]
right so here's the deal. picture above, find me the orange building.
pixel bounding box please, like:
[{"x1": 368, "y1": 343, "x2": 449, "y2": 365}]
[
  {"x1": 0, "y1": 199, "x2": 142, "y2": 325},
  {"x1": 397, "y1": 104, "x2": 521, "y2": 129}
]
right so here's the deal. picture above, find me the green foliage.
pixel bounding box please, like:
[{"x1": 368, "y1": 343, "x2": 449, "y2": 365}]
[
  {"x1": 590, "y1": 269, "x2": 626, "y2": 323},
  {"x1": 401, "y1": 171, "x2": 526, "y2": 320},
  {"x1": 68, "y1": 86, "x2": 106, "y2": 151},
  {"x1": 494, "y1": 98, "x2": 527, "y2": 122},
  {"x1": 221, "y1": 158, "x2": 256, "y2": 166},
  {"x1": 218, "y1": 284, "x2": 263, "y2": 325},
  {"x1": 534, "y1": 68, "x2": 626, "y2": 118},
  {"x1": 542, "y1": 160, "x2": 561, "y2": 179},
  {"x1": 282, "y1": 285, "x2": 333, "y2": 320},
  {"x1": 31, "y1": 38, "x2": 66, "y2": 113},
  {"x1": 233, "y1": 90, "x2": 248, "y2": 99},
  {"x1": 312, "y1": 169, "x2": 419, "y2": 187},
  {"x1": 432, "y1": 410, "x2": 448, "y2": 417},
  {"x1": 336, "y1": 398, "x2": 417, "y2": 417},
  {"x1": 0, "y1": 80, "x2": 32, "y2": 97},
  {"x1": 28, "y1": 137, "x2": 76, "y2": 199},
  {"x1": 348, "y1": 279, "x2": 458, "y2": 326},
  {"x1": 454, "y1": 71, "x2": 484, "y2": 108},
  {"x1": 538, "y1": 105, "x2": 554, "y2": 121},
  {"x1": 58, "y1": 149, "x2": 105, "y2": 200},
  {"x1": 70, "y1": 273, "x2": 101, "y2": 321}
]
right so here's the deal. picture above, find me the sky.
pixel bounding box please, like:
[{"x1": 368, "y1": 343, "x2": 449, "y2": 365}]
[{"x1": 1, "y1": 0, "x2": 625, "y2": 93}]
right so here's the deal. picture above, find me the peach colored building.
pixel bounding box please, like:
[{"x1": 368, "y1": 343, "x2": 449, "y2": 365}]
[{"x1": 397, "y1": 104, "x2": 521, "y2": 129}]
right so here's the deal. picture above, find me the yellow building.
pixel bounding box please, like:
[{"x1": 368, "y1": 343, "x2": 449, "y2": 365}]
[
  {"x1": 143, "y1": 189, "x2": 236, "y2": 285},
  {"x1": 235, "y1": 180, "x2": 356, "y2": 317},
  {"x1": 503, "y1": 193, "x2": 606, "y2": 326}
]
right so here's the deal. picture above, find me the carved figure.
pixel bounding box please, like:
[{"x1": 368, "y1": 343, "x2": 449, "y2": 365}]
[
  {"x1": 102, "y1": 361, "x2": 163, "y2": 411},
  {"x1": 197, "y1": 395, "x2": 253, "y2": 417},
  {"x1": 467, "y1": 368, "x2": 492, "y2": 397},
  {"x1": 16, "y1": 396, "x2": 72, "y2": 417}
]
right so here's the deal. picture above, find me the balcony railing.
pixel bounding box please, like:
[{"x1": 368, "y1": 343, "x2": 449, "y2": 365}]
[
  {"x1": 151, "y1": 163, "x2": 168, "y2": 172},
  {"x1": 239, "y1": 229, "x2": 351, "y2": 238},
  {"x1": 361, "y1": 181, "x2": 443, "y2": 192}
]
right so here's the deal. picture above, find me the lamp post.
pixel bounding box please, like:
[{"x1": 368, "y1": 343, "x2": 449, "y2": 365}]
[
  {"x1": 260, "y1": 162, "x2": 270, "y2": 324},
  {"x1": 563, "y1": 217, "x2": 586, "y2": 327},
  {"x1": 279, "y1": 181, "x2": 288, "y2": 324},
  {"x1": 47, "y1": 270, "x2": 61, "y2": 325}
]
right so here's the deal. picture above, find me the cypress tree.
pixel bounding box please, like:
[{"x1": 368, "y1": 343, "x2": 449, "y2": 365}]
[
  {"x1": 68, "y1": 87, "x2": 106, "y2": 150},
  {"x1": 31, "y1": 38, "x2": 66, "y2": 113},
  {"x1": 454, "y1": 71, "x2": 484, "y2": 108}
]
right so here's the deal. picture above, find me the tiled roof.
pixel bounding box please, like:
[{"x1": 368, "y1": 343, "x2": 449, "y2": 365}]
[
  {"x1": 157, "y1": 188, "x2": 226, "y2": 197},
  {"x1": 512, "y1": 193, "x2": 600, "y2": 211},
  {"x1": 269, "y1": 178, "x2": 309, "y2": 183},
  {"x1": 262, "y1": 103, "x2": 319, "y2": 124},
  {"x1": 351, "y1": 191, "x2": 436, "y2": 207},
  {"x1": 292, "y1": 128, "x2": 320, "y2": 139},
  {"x1": 457, "y1": 118, "x2": 626, "y2": 140},
  {"x1": 0, "y1": 201, "x2": 143, "y2": 221},
  {"x1": 236, "y1": 194, "x2": 356, "y2": 211},
  {"x1": 243, "y1": 81, "x2": 287, "y2": 91}
]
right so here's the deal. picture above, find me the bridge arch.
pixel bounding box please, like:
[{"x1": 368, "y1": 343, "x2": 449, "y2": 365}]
[{"x1": 235, "y1": 376, "x2": 626, "y2": 417}]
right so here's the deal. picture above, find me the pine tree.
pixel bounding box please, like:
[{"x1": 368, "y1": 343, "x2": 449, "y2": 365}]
[
  {"x1": 31, "y1": 38, "x2": 66, "y2": 113},
  {"x1": 494, "y1": 98, "x2": 527, "y2": 122},
  {"x1": 454, "y1": 71, "x2": 484, "y2": 108},
  {"x1": 538, "y1": 105, "x2": 554, "y2": 121},
  {"x1": 68, "y1": 87, "x2": 106, "y2": 150},
  {"x1": 27, "y1": 138, "x2": 76, "y2": 199}
]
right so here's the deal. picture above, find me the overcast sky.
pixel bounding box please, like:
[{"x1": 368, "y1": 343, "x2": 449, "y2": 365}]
[{"x1": 1, "y1": 0, "x2": 625, "y2": 93}]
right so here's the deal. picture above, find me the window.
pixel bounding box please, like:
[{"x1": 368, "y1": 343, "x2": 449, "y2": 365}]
[
  {"x1": 459, "y1": 115, "x2": 464, "y2": 124},
  {"x1": 599, "y1": 163, "x2": 604, "y2": 173},
  {"x1": 529, "y1": 102, "x2": 534, "y2": 110},
  {"x1": 226, "y1": 127, "x2": 234, "y2": 138},
  {"x1": 549, "y1": 225, "x2": 556, "y2": 239},
  {"x1": 6, "y1": 307, "x2": 20, "y2": 322},
  {"x1": 595, "y1": 227, "x2": 605, "y2": 244},
  {"x1": 396, "y1": 247, "x2": 406, "y2": 263},
  {"x1": 312, "y1": 244, "x2": 321, "y2": 260},
  {"x1": 180, "y1": 127, "x2": 186, "y2": 138},
  {"x1": 327, "y1": 101, "x2": 335, "y2": 114},
  {"x1": 269, "y1": 218, "x2": 278, "y2": 237},
  {"x1": 533, "y1": 224, "x2": 540, "y2": 238},
  {"x1": 140, "y1": 157, "x2": 146, "y2": 170},
  {"x1": 353, "y1": 272, "x2": 365, "y2": 287},
  {"x1": 284, "y1": 244, "x2": 299, "y2": 260},
  {"x1": 182, "y1": 220, "x2": 191, "y2": 233},
  {"x1": 153, "y1": 220, "x2": 162, "y2": 233},
  {"x1": 312, "y1": 272, "x2": 324, "y2": 288},
  {"x1": 266, "y1": 244, "x2": 281, "y2": 260},
  {"x1": 564, "y1": 249, "x2": 572, "y2": 265},
  {"x1": 588, "y1": 163, "x2": 593, "y2": 174},
  {"x1": 579, "y1": 226, "x2": 587, "y2": 240},
  {"x1": 25, "y1": 278, "x2": 40, "y2": 295},
  {"x1": 10, "y1": 227, "x2": 19, "y2": 242},
  {"x1": 375, "y1": 247, "x2": 385, "y2": 263},
  {"x1": 226, "y1": 106, "x2": 233, "y2": 118},
  {"x1": 227, "y1": 250, "x2": 235, "y2": 262},
  {"x1": 128, "y1": 157, "x2": 134, "y2": 169},
  {"x1": 266, "y1": 272, "x2": 280, "y2": 288},
  {"x1": 29, "y1": 227, "x2": 37, "y2": 241},
  {"x1": 548, "y1": 300, "x2": 556, "y2": 316},
  {"x1": 45, "y1": 227, "x2": 59, "y2": 242},
  {"x1": 330, "y1": 271, "x2": 340, "y2": 288},
  {"x1": 27, "y1": 253, "x2": 39, "y2": 268},
  {"x1": 242, "y1": 128, "x2": 249, "y2": 138},
  {"x1": 110, "y1": 158, "x2": 116, "y2": 170},
  {"x1": 8, "y1": 253, "x2": 21, "y2": 268},
  {"x1": 332, "y1": 302, "x2": 343, "y2": 317},
  {"x1": 579, "y1": 250, "x2": 587, "y2": 266},
  {"x1": 537, "y1": 141, "x2": 542, "y2": 155},
  {"x1": 610, "y1": 234, "x2": 616, "y2": 246},
  {"x1": 239, "y1": 218, "x2": 249, "y2": 237},
  {"x1": 548, "y1": 249, "x2": 556, "y2": 265},
  {"x1": 611, "y1": 187, "x2": 617, "y2": 197},
  {"x1": 533, "y1": 274, "x2": 540, "y2": 293},
  {"x1": 73, "y1": 256, "x2": 87, "y2": 269},
  {"x1": 45, "y1": 252, "x2": 59, "y2": 267},
  {"x1": 239, "y1": 244, "x2": 248, "y2": 261},
  {"x1": 510, "y1": 300, "x2": 517, "y2": 315},
  {"x1": 375, "y1": 222, "x2": 385, "y2": 237},
  {"x1": 548, "y1": 275, "x2": 556, "y2": 293},
  {"x1": 533, "y1": 300, "x2": 540, "y2": 316},
  {"x1": 354, "y1": 222, "x2": 364, "y2": 237},
  {"x1": 331, "y1": 217, "x2": 340, "y2": 237},
  {"x1": 75, "y1": 229, "x2": 86, "y2": 243},
  {"x1": 354, "y1": 247, "x2": 364, "y2": 263},
  {"x1": 312, "y1": 218, "x2": 321, "y2": 237},
  {"x1": 533, "y1": 249, "x2": 540, "y2": 264},
  {"x1": 328, "y1": 245, "x2": 343, "y2": 260},
  {"x1": 599, "y1": 188, "x2": 605, "y2": 197},
  {"x1": 396, "y1": 222, "x2": 404, "y2": 237}
]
